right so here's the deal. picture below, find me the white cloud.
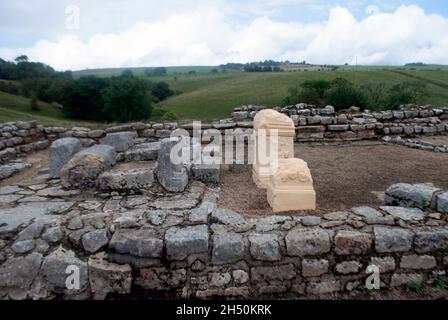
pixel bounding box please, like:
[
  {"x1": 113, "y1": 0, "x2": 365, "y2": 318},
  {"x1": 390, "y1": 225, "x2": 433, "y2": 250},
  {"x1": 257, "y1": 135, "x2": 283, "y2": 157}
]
[{"x1": 1, "y1": 4, "x2": 448, "y2": 70}]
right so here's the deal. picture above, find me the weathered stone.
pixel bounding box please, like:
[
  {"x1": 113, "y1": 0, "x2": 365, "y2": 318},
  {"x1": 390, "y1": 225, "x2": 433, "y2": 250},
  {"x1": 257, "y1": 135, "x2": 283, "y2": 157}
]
[
  {"x1": 248, "y1": 233, "x2": 281, "y2": 261},
  {"x1": 374, "y1": 226, "x2": 413, "y2": 253},
  {"x1": 324, "y1": 211, "x2": 348, "y2": 220},
  {"x1": 370, "y1": 256, "x2": 396, "y2": 273},
  {"x1": 0, "y1": 253, "x2": 43, "y2": 289},
  {"x1": 145, "y1": 210, "x2": 166, "y2": 226},
  {"x1": 156, "y1": 137, "x2": 189, "y2": 192},
  {"x1": 302, "y1": 259, "x2": 329, "y2": 277},
  {"x1": 60, "y1": 144, "x2": 116, "y2": 188},
  {"x1": 414, "y1": 228, "x2": 448, "y2": 253},
  {"x1": 390, "y1": 273, "x2": 423, "y2": 287},
  {"x1": 189, "y1": 207, "x2": 209, "y2": 223},
  {"x1": 97, "y1": 168, "x2": 154, "y2": 192},
  {"x1": 49, "y1": 138, "x2": 81, "y2": 178},
  {"x1": 124, "y1": 142, "x2": 160, "y2": 161},
  {"x1": 307, "y1": 278, "x2": 341, "y2": 295},
  {"x1": 211, "y1": 208, "x2": 244, "y2": 225},
  {"x1": 209, "y1": 272, "x2": 231, "y2": 287},
  {"x1": 36, "y1": 186, "x2": 80, "y2": 197},
  {"x1": 334, "y1": 230, "x2": 372, "y2": 255},
  {"x1": 82, "y1": 229, "x2": 109, "y2": 253},
  {"x1": 351, "y1": 206, "x2": 383, "y2": 219},
  {"x1": 335, "y1": 261, "x2": 362, "y2": 274},
  {"x1": 105, "y1": 132, "x2": 135, "y2": 152},
  {"x1": 41, "y1": 247, "x2": 88, "y2": 293},
  {"x1": 251, "y1": 264, "x2": 296, "y2": 283},
  {"x1": 285, "y1": 228, "x2": 330, "y2": 256},
  {"x1": 384, "y1": 183, "x2": 440, "y2": 209},
  {"x1": 380, "y1": 206, "x2": 424, "y2": 221},
  {"x1": 88, "y1": 252, "x2": 132, "y2": 298},
  {"x1": 437, "y1": 192, "x2": 448, "y2": 213},
  {"x1": 165, "y1": 225, "x2": 209, "y2": 260},
  {"x1": 300, "y1": 216, "x2": 321, "y2": 226},
  {"x1": 16, "y1": 220, "x2": 45, "y2": 240},
  {"x1": 191, "y1": 164, "x2": 220, "y2": 184},
  {"x1": 11, "y1": 239, "x2": 35, "y2": 254},
  {"x1": 400, "y1": 254, "x2": 436, "y2": 270},
  {"x1": 42, "y1": 226, "x2": 64, "y2": 243},
  {"x1": 0, "y1": 162, "x2": 32, "y2": 180},
  {"x1": 109, "y1": 228, "x2": 163, "y2": 258},
  {"x1": 212, "y1": 232, "x2": 245, "y2": 265},
  {"x1": 0, "y1": 185, "x2": 22, "y2": 195},
  {"x1": 232, "y1": 270, "x2": 249, "y2": 284},
  {"x1": 0, "y1": 202, "x2": 73, "y2": 236},
  {"x1": 136, "y1": 267, "x2": 186, "y2": 290}
]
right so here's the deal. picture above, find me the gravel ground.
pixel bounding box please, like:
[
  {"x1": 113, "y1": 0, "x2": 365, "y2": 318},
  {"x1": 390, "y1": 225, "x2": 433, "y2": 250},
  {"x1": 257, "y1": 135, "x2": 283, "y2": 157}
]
[{"x1": 219, "y1": 141, "x2": 448, "y2": 216}]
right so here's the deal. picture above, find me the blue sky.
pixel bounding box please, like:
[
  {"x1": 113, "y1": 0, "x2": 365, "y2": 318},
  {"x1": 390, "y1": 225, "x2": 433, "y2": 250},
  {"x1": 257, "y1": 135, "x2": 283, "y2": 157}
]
[{"x1": 1, "y1": 0, "x2": 447, "y2": 69}]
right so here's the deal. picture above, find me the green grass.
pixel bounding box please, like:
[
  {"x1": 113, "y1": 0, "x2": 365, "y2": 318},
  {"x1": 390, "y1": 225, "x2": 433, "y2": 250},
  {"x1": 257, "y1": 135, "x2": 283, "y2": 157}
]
[
  {"x1": 156, "y1": 68, "x2": 448, "y2": 121},
  {"x1": 0, "y1": 91, "x2": 103, "y2": 127},
  {"x1": 73, "y1": 66, "x2": 225, "y2": 78}
]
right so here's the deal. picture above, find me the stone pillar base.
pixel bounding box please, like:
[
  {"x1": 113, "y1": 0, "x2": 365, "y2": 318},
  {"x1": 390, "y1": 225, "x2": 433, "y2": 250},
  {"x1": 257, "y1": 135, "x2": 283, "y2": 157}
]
[{"x1": 266, "y1": 158, "x2": 316, "y2": 212}]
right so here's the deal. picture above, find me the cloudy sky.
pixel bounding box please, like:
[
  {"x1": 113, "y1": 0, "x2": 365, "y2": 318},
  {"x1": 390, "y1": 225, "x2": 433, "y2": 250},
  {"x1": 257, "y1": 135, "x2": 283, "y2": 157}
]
[{"x1": 1, "y1": 0, "x2": 447, "y2": 70}]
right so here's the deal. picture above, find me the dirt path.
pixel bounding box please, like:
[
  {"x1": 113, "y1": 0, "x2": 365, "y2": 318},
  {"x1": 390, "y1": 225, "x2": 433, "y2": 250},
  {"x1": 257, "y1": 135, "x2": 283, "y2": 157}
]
[{"x1": 219, "y1": 141, "x2": 448, "y2": 216}]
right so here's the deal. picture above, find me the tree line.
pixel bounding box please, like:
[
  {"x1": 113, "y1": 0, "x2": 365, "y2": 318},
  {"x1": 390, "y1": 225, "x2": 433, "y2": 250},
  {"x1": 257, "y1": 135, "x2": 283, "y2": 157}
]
[
  {"x1": 0, "y1": 56, "x2": 176, "y2": 122},
  {"x1": 283, "y1": 78, "x2": 428, "y2": 111}
]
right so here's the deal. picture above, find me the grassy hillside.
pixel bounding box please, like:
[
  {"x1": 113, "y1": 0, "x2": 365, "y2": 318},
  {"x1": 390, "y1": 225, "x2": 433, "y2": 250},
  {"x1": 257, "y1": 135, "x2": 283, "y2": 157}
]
[
  {"x1": 73, "y1": 66, "x2": 224, "y2": 78},
  {"x1": 155, "y1": 68, "x2": 448, "y2": 120},
  {"x1": 0, "y1": 91, "x2": 102, "y2": 127}
]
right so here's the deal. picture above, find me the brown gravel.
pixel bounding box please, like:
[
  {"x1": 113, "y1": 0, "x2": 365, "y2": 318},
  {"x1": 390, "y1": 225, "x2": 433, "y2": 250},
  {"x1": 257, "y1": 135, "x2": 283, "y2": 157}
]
[
  {"x1": 419, "y1": 135, "x2": 448, "y2": 146},
  {"x1": 218, "y1": 141, "x2": 448, "y2": 216}
]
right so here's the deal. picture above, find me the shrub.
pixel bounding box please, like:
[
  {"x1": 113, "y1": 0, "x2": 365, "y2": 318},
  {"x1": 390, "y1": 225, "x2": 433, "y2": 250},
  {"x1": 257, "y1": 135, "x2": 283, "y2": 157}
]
[
  {"x1": 324, "y1": 78, "x2": 368, "y2": 111},
  {"x1": 383, "y1": 81, "x2": 427, "y2": 110}
]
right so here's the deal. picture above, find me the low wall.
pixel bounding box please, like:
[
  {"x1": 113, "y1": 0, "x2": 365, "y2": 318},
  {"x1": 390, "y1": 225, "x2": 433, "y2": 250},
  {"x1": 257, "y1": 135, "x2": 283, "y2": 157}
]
[{"x1": 1, "y1": 103, "x2": 448, "y2": 164}]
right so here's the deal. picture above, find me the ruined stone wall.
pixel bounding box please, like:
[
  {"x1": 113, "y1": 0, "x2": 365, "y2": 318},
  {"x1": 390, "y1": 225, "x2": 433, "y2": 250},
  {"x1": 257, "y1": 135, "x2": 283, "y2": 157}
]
[{"x1": 231, "y1": 104, "x2": 448, "y2": 142}]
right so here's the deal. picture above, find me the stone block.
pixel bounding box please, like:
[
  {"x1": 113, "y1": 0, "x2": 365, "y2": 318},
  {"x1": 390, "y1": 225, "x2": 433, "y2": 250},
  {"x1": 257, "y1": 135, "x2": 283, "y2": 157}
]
[
  {"x1": 414, "y1": 228, "x2": 448, "y2": 253},
  {"x1": 437, "y1": 192, "x2": 448, "y2": 213},
  {"x1": 97, "y1": 168, "x2": 154, "y2": 192},
  {"x1": 212, "y1": 232, "x2": 245, "y2": 265},
  {"x1": 285, "y1": 228, "x2": 330, "y2": 256},
  {"x1": 400, "y1": 254, "x2": 436, "y2": 270},
  {"x1": 374, "y1": 226, "x2": 413, "y2": 253},
  {"x1": 248, "y1": 233, "x2": 281, "y2": 261},
  {"x1": 302, "y1": 259, "x2": 329, "y2": 277},
  {"x1": 109, "y1": 229, "x2": 163, "y2": 258},
  {"x1": 191, "y1": 163, "x2": 220, "y2": 184},
  {"x1": 334, "y1": 230, "x2": 372, "y2": 255},
  {"x1": 124, "y1": 142, "x2": 160, "y2": 161},
  {"x1": 156, "y1": 137, "x2": 189, "y2": 192},
  {"x1": 165, "y1": 225, "x2": 209, "y2": 260},
  {"x1": 384, "y1": 183, "x2": 440, "y2": 209},
  {"x1": 105, "y1": 131, "x2": 135, "y2": 152},
  {"x1": 267, "y1": 158, "x2": 316, "y2": 212},
  {"x1": 49, "y1": 138, "x2": 81, "y2": 178}
]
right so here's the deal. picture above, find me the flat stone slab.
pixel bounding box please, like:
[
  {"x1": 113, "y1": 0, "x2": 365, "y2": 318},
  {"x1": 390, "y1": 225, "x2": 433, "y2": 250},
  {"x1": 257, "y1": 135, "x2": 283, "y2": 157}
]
[
  {"x1": 380, "y1": 206, "x2": 425, "y2": 221},
  {"x1": 165, "y1": 225, "x2": 209, "y2": 260},
  {"x1": 191, "y1": 164, "x2": 220, "y2": 184},
  {"x1": 109, "y1": 229, "x2": 163, "y2": 258},
  {"x1": 0, "y1": 162, "x2": 32, "y2": 180},
  {"x1": 97, "y1": 168, "x2": 155, "y2": 192},
  {"x1": 0, "y1": 186, "x2": 22, "y2": 195},
  {"x1": 0, "y1": 201, "x2": 74, "y2": 236},
  {"x1": 385, "y1": 183, "x2": 441, "y2": 209},
  {"x1": 285, "y1": 228, "x2": 331, "y2": 257},
  {"x1": 124, "y1": 142, "x2": 160, "y2": 162},
  {"x1": 351, "y1": 206, "x2": 383, "y2": 219},
  {"x1": 105, "y1": 132, "x2": 135, "y2": 152}
]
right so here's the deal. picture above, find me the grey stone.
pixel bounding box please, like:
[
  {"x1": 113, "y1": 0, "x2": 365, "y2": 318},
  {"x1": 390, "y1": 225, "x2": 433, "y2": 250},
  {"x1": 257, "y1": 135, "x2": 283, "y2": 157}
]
[
  {"x1": 11, "y1": 239, "x2": 35, "y2": 254},
  {"x1": 17, "y1": 220, "x2": 45, "y2": 240},
  {"x1": 49, "y1": 138, "x2": 81, "y2": 178},
  {"x1": 165, "y1": 225, "x2": 209, "y2": 260},
  {"x1": 97, "y1": 168, "x2": 154, "y2": 192},
  {"x1": 209, "y1": 272, "x2": 231, "y2": 287},
  {"x1": 248, "y1": 233, "x2": 281, "y2": 261},
  {"x1": 109, "y1": 228, "x2": 163, "y2": 258},
  {"x1": 0, "y1": 253, "x2": 43, "y2": 288},
  {"x1": 0, "y1": 185, "x2": 22, "y2": 195},
  {"x1": 41, "y1": 246, "x2": 88, "y2": 293},
  {"x1": 437, "y1": 192, "x2": 448, "y2": 213},
  {"x1": 67, "y1": 216, "x2": 83, "y2": 230},
  {"x1": 334, "y1": 230, "x2": 372, "y2": 255},
  {"x1": 285, "y1": 228, "x2": 331, "y2": 256},
  {"x1": 232, "y1": 270, "x2": 249, "y2": 284},
  {"x1": 351, "y1": 206, "x2": 383, "y2": 219},
  {"x1": 324, "y1": 211, "x2": 348, "y2": 221},
  {"x1": 400, "y1": 254, "x2": 436, "y2": 270},
  {"x1": 105, "y1": 132, "x2": 135, "y2": 152},
  {"x1": 302, "y1": 259, "x2": 329, "y2": 277},
  {"x1": 374, "y1": 226, "x2": 414, "y2": 253},
  {"x1": 189, "y1": 207, "x2": 210, "y2": 223},
  {"x1": 211, "y1": 208, "x2": 244, "y2": 225},
  {"x1": 414, "y1": 228, "x2": 448, "y2": 253},
  {"x1": 124, "y1": 142, "x2": 160, "y2": 161},
  {"x1": 380, "y1": 206, "x2": 424, "y2": 221},
  {"x1": 0, "y1": 194, "x2": 24, "y2": 205},
  {"x1": 390, "y1": 273, "x2": 423, "y2": 287},
  {"x1": 0, "y1": 162, "x2": 32, "y2": 180},
  {"x1": 156, "y1": 137, "x2": 189, "y2": 192},
  {"x1": 42, "y1": 226, "x2": 64, "y2": 243},
  {"x1": 384, "y1": 183, "x2": 440, "y2": 209},
  {"x1": 145, "y1": 210, "x2": 167, "y2": 226},
  {"x1": 0, "y1": 202, "x2": 73, "y2": 236},
  {"x1": 251, "y1": 264, "x2": 296, "y2": 283},
  {"x1": 60, "y1": 144, "x2": 116, "y2": 188},
  {"x1": 82, "y1": 229, "x2": 109, "y2": 253},
  {"x1": 88, "y1": 252, "x2": 132, "y2": 298},
  {"x1": 307, "y1": 278, "x2": 341, "y2": 295},
  {"x1": 36, "y1": 186, "x2": 80, "y2": 197},
  {"x1": 191, "y1": 164, "x2": 220, "y2": 184},
  {"x1": 300, "y1": 216, "x2": 321, "y2": 226},
  {"x1": 335, "y1": 261, "x2": 362, "y2": 274},
  {"x1": 370, "y1": 256, "x2": 396, "y2": 273},
  {"x1": 212, "y1": 232, "x2": 245, "y2": 265}
]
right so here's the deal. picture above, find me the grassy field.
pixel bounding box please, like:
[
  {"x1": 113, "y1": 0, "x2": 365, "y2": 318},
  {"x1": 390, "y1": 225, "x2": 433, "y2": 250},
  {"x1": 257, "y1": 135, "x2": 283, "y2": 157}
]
[
  {"x1": 1, "y1": 66, "x2": 448, "y2": 124},
  {"x1": 0, "y1": 91, "x2": 103, "y2": 127},
  {"x1": 155, "y1": 68, "x2": 448, "y2": 120},
  {"x1": 73, "y1": 66, "x2": 224, "y2": 78}
]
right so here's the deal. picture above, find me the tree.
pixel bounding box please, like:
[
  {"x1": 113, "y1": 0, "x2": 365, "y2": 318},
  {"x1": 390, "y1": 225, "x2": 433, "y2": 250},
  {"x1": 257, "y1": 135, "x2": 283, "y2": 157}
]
[
  {"x1": 360, "y1": 83, "x2": 387, "y2": 110},
  {"x1": 30, "y1": 92, "x2": 39, "y2": 111},
  {"x1": 150, "y1": 81, "x2": 174, "y2": 102},
  {"x1": 121, "y1": 69, "x2": 133, "y2": 78},
  {"x1": 15, "y1": 55, "x2": 29, "y2": 63},
  {"x1": 102, "y1": 77, "x2": 152, "y2": 122},
  {"x1": 324, "y1": 78, "x2": 367, "y2": 111},
  {"x1": 283, "y1": 80, "x2": 332, "y2": 106},
  {"x1": 383, "y1": 81, "x2": 427, "y2": 110}
]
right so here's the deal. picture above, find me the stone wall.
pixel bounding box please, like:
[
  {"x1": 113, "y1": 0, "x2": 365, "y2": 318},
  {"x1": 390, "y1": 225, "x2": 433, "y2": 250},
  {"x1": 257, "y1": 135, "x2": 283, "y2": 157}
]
[{"x1": 231, "y1": 104, "x2": 448, "y2": 142}]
